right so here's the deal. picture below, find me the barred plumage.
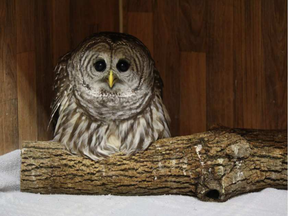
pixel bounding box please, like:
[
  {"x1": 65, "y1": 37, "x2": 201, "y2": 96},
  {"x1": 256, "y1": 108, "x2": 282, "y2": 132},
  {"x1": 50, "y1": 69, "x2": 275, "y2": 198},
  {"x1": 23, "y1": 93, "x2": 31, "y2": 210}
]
[{"x1": 51, "y1": 32, "x2": 170, "y2": 160}]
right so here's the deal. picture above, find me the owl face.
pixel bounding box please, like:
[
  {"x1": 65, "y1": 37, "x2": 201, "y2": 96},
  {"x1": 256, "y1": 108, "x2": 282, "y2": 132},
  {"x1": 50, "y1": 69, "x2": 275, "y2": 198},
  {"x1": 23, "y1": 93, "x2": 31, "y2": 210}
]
[
  {"x1": 69, "y1": 34, "x2": 154, "y2": 97},
  {"x1": 66, "y1": 33, "x2": 155, "y2": 120}
]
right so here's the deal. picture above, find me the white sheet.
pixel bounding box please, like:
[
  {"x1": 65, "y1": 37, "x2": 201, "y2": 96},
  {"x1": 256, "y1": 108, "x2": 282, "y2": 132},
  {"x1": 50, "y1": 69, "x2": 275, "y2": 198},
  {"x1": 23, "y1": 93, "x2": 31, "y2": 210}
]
[{"x1": 0, "y1": 150, "x2": 287, "y2": 216}]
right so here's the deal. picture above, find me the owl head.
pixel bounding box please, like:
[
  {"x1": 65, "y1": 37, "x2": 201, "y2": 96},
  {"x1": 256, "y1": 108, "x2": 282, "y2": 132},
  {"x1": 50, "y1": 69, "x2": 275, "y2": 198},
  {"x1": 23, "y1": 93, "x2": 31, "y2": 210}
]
[{"x1": 56, "y1": 32, "x2": 162, "y2": 122}]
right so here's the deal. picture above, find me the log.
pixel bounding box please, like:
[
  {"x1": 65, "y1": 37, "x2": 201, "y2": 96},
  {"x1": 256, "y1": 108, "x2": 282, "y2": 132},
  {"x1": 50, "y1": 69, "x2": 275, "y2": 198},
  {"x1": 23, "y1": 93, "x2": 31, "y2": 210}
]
[{"x1": 21, "y1": 128, "x2": 287, "y2": 202}]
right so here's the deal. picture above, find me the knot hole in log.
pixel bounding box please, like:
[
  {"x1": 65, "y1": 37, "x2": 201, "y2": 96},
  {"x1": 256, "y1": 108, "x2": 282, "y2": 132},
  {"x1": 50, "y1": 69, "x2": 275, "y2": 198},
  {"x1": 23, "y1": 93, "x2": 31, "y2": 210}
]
[{"x1": 205, "y1": 189, "x2": 220, "y2": 200}]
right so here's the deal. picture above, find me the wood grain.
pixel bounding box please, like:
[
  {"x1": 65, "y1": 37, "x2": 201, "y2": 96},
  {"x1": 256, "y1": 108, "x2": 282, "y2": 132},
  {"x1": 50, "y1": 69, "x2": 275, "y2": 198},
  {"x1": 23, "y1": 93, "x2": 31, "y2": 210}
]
[
  {"x1": 206, "y1": 0, "x2": 234, "y2": 129},
  {"x1": 92, "y1": 0, "x2": 119, "y2": 32},
  {"x1": 123, "y1": 0, "x2": 286, "y2": 136},
  {"x1": 178, "y1": 0, "x2": 207, "y2": 52},
  {"x1": 233, "y1": 0, "x2": 263, "y2": 129},
  {"x1": 21, "y1": 128, "x2": 287, "y2": 202},
  {"x1": 0, "y1": 0, "x2": 4, "y2": 154},
  {"x1": 261, "y1": 0, "x2": 287, "y2": 129},
  {"x1": 125, "y1": 12, "x2": 154, "y2": 56},
  {"x1": 0, "y1": 0, "x2": 19, "y2": 154},
  {"x1": 0, "y1": 0, "x2": 122, "y2": 155},
  {"x1": 69, "y1": 0, "x2": 90, "y2": 48},
  {"x1": 179, "y1": 52, "x2": 206, "y2": 135},
  {"x1": 233, "y1": 0, "x2": 246, "y2": 129},
  {"x1": 51, "y1": 0, "x2": 70, "y2": 65},
  {"x1": 153, "y1": 0, "x2": 181, "y2": 136},
  {"x1": 34, "y1": 0, "x2": 54, "y2": 141},
  {"x1": 70, "y1": 0, "x2": 119, "y2": 49},
  {"x1": 16, "y1": 0, "x2": 35, "y2": 53},
  {"x1": 0, "y1": 0, "x2": 287, "y2": 155},
  {"x1": 16, "y1": 0, "x2": 37, "y2": 148},
  {"x1": 123, "y1": 0, "x2": 153, "y2": 12},
  {"x1": 17, "y1": 52, "x2": 37, "y2": 148}
]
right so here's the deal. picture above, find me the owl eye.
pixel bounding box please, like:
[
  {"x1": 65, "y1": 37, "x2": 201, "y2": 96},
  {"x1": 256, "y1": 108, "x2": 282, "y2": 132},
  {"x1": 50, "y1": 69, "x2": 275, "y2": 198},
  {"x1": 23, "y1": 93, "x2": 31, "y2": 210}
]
[
  {"x1": 116, "y1": 59, "x2": 130, "y2": 72},
  {"x1": 94, "y1": 59, "x2": 106, "y2": 72}
]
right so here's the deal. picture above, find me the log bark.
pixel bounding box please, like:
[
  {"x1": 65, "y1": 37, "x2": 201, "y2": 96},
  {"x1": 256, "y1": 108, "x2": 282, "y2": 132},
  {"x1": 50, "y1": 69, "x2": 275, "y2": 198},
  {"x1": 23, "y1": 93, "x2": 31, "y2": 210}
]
[{"x1": 21, "y1": 128, "x2": 287, "y2": 202}]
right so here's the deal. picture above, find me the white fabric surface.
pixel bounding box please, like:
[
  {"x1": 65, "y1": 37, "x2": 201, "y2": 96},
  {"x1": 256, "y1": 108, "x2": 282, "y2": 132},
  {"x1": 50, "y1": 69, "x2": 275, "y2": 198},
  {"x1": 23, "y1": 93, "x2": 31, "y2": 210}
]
[
  {"x1": 0, "y1": 150, "x2": 287, "y2": 216},
  {"x1": 0, "y1": 150, "x2": 21, "y2": 192}
]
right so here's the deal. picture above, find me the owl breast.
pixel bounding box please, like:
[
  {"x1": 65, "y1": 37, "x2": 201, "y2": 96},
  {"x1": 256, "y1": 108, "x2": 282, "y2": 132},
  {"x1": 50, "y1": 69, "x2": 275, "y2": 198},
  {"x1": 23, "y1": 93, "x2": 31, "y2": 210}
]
[{"x1": 53, "y1": 90, "x2": 170, "y2": 160}]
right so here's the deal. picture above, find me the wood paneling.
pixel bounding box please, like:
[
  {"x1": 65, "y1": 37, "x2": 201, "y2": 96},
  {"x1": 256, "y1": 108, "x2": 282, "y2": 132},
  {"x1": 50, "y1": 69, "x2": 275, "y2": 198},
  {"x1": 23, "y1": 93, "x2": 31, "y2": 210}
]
[
  {"x1": 0, "y1": 0, "x2": 18, "y2": 154},
  {"x1": 17, "y1": 52, "x2": 37, "y2": 146},
  {"x1": 261, "y1": 0, "x2": 287, "y2": 129},
  {"x1": 0, "y1": 0, "x2": 120, "y2": 155},
  {"x1": 179, "y1": 52, "x2": 206, "y2": 135},
  {"x1": 123, "y1": 0, "x2": 286, "y2": 136},
  {"x1": 123, "y1": 0, "x2": 153, "y2": 12},
  {"x1": 16, "y1": 0, "x2": 35, "y2": 53},
  {"x1": 206, "y1": 0, "x2": 234, "y2": 129},
  {"x1": 0, "y1": 0, "x2": 286, "y2": 155},
  {"x1": 16, "y1": 0, "x2": 36, "y2": 149},
  {"x1": 125, "y1": 12, "x2": 154, "y2": 56},
  {"x1": 153, "y1": 0, "x2": 181, "y2": 136},
  {"x1": 233, "y1": 0, "x2": 247, "y2": 129},
  {"x1": 34, "y1": 0, "x2": 54, "y2": 141},
  {"x1": 233, "y1": 0, "x2": 264, "y2": 129},
  {"x1": 92, "y1": 0, "x2": 119, "y2": 32},
  {"x1": 52, "y1": 0, "x2": 70, "y2": 65},
  {"x1": 0, "y1": 0, "x2": 4, "y2": 154},
  {"x1": 178, "y1": 0, "x2": 207, "y2": 52},
  {"x1": 70, "y1": 0, "x2": 119, "y2": 49}
]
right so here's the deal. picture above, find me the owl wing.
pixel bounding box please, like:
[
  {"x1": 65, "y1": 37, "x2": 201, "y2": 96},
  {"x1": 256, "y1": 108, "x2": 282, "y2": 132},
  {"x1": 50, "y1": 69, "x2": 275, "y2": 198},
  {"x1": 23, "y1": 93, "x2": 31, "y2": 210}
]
[
  {"x1": 155, "y1": 67, "x2": 171, "y2": 124},
  {"x1": 154, "y1": 68, "x2": 164, "y2": 97},
  {"x1": 49, "y1": 52, "x2": 71, "y2": 130}
]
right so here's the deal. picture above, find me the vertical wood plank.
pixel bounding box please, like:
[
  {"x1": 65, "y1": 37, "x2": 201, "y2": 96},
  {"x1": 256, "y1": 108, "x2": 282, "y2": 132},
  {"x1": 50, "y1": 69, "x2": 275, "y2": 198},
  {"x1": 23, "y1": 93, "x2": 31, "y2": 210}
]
[
  {"x1": 92, "y1": 0, "x2": 119, "y2": 32},
  {"x1": 17, "y1": 53, "x2": 37, "y2": 146},
  {"x1": 16, "y1": 0, "x2": 37, "y2": 148},
  {"x1": 0, "y1": 0, "x2": 18, "y2": 155},
  {"x1": 70, "y1": 0, "x2": 90, "y2": 48},
  {"x1": 0, "y1": 0, "x2": 4, "y2": 154},
  {"x1": 123, "y1": 0, "x2": 154, "y2": 54},
  {"x1": 206, "y1": 0, "x2": 234, "y2": 129},
  {"x1": 179, "y1": 52, "x2": 206, "y2": 135},
  {"x1": 233, "y1": 0, "x2": 287, "y2": 130},
  {"x1": 70, "y1": 0, "x2": 119, "y2": 49},
  {"x1": 52, "y1": 0, "x2": 70, "y2": 65},
  {"x1": 261, "y1": 0, "x2": 287, "y2": 129},
  {"x1": 233, "y1": 0, "x2": 264, "y2": 129},
  {"x1": 34, "y1": 0, "x2": 54, "y2": 141},
  {"x1": 178, "y1": 0, "x2": 207, "y2": 52},
  {"x1": 233, "y1": 0, "x2": 245, "y2": 128},
  {"x1": 153, "y1": 0, "x2": 181, "y2": 136},
  {"x1": 123, "y1": 0, "x2": 181, "y2": 136},
  {"x1": 125, "y1": 12, "x2": 154, "y2": 56},
  {"x1": 123, "y1": 0, "x2": 153, "y2": 12},
  {"x1": 122, "y1": 0, "x2": 153, "y2": 33},
  {"x1": 16, "y1": 0, "x2": 35, "y2": 53}
]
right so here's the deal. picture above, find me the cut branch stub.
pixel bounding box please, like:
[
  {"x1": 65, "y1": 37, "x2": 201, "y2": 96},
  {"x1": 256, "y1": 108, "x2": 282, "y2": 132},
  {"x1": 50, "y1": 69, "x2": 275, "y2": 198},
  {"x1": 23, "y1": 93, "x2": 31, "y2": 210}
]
[{"x1": 21, "y1": 128, "x2": 287, "y2": 202}]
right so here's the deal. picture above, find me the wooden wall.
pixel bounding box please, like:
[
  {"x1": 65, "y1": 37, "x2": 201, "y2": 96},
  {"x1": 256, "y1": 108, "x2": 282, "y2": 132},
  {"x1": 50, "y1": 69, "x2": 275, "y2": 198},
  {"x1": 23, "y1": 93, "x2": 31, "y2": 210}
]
[
  {"x1": 0, "y1": 0, "x2": 286, "y2": 155},
  {"x1": 0, "y1": 0, "x2": 119, "y2": 155},
  {"x1": 123, "y1": 0, "x2": 287, "y2": 136}
]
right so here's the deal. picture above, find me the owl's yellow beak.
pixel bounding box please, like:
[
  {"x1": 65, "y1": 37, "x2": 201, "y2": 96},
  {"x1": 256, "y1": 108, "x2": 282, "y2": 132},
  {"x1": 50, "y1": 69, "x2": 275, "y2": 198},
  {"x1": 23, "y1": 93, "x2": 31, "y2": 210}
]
[{"x1": 108, "y1": 70, "x2": 115, "y2": 88}]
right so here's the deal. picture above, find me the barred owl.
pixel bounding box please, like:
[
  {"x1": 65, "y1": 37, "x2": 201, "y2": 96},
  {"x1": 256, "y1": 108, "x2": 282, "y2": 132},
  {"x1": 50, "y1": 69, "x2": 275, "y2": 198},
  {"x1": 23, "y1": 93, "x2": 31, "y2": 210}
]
[{"x1": 51, "y1": 32, "x2": 170, "y2": 161}]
